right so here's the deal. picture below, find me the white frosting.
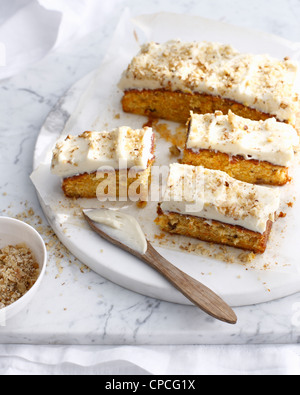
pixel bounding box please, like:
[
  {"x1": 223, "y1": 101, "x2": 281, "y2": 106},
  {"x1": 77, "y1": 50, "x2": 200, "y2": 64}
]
[
  {"x1": 51, "y1": 127, "x2": 154, "y2": 178},
  {"x1": 160, "y1": 164, "x2": 281, "y2": 234},
  {"x1": 187, "y1": 111, "x2": 299, "y2": 167},
  {"x1": 119, "y1": 40, "x2": 300, "y2": 124},
  {"x1": 83, "y1": 209, "x2": 148, "y2": 255}
]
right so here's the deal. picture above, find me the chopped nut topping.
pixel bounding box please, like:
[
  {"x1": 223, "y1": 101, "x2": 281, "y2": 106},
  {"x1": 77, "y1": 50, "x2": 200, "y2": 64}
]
[
  {"x1": 120, "y1": 40, "x2": 300, "y2": 123},
  {"x1": 0, "y1": 244, "x2": 39, "y2": 308},
  {"x1": 51, "y1": 127, "x2": 154, "y2": 178},
  {"x1": 160, "y1": 163, "x2": 281, "y2": 234},
  {"x1": 186, "y1": 111, "x2": 299, "y2": 167}
]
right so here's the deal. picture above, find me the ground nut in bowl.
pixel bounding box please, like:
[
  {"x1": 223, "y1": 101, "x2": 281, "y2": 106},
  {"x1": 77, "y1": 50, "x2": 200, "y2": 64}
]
[{"x1": 0, "y1": 217, "x2": 47, "y2": 324}]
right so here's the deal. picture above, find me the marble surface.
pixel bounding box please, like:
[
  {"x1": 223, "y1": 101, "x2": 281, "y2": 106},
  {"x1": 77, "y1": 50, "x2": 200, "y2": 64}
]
[{"x1": 1, "y1": 0, "x2": 300, "y2": 346}]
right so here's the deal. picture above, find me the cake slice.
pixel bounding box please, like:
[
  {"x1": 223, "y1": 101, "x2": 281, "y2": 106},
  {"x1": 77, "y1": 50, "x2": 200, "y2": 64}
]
[
  {"x1": 119, "y1": 40, "x2": 300, "y2": 125},
  {"x1": 51, "y1": 127, "x2": 155, "y2": 201},
  {"x1": 155, "y1": 164, "x2": 281, "y2": 253},
  {"x1": 182, "y1": 110, "x2": 299, "y2": 186}
]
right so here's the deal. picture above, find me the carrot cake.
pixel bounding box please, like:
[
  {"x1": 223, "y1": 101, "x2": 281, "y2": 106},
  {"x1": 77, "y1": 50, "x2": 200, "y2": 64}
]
[
  {"x1": 119, "y1": 40, "x2": 300, "y2": 125},
  {"x1": 182, "y1": 110, "x2": 299, "y2": 186},
  {"x1": 155, "y1": 163, "x2": 281, "y2": 253},
  {"x1": 51, "y1": 127, "x2": 155, "y2": 201}
]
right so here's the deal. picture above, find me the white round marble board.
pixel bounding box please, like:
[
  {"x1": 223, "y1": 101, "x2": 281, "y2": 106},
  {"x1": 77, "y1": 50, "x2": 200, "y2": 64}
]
[
  {"x1": 32, "y1": 16, "x2": 300, "y2": 308},
  {"x1": 31, "y1": 66, "x2": 300, "y2": 309}
]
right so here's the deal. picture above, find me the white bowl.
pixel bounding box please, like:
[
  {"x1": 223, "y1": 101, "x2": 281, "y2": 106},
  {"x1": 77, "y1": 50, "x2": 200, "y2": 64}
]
[{"x1": 0, "y1": 217, "x2": 47, "y2": 323}]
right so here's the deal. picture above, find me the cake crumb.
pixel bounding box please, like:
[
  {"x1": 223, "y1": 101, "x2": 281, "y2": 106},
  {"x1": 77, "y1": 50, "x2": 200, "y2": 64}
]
[
  {"x1": 169, "y1": 145, "x2": 181, "y2": 157},
  {"x1": 278, "y1": 212, "x2": 287, "y2": 218},
  {"x1": 238, "y1": 251, "x2": 256, "y2": 263},
  {"x1": 154, "y1": 233, "x2": 166, "y2": 240},
  {"x1": 152, "y1": 121, "x2": 186, "y2": 148},
  {"x1": 136, "y1": 201, "x2": 147, "y2": 209}
]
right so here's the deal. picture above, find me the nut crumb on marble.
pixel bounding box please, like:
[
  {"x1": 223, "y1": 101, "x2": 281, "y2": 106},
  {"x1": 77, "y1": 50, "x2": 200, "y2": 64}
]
[
  {"x1": 5, "y1": 202, "x2": 89, "y2": 279},
  {"x1": 121, "y1": 40, "x2": 300, "y2": 124}
]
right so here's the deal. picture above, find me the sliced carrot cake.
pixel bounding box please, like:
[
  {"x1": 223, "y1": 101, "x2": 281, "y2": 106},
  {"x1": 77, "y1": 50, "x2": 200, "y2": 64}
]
[
  {"x1": 155, "y1": 163, "x2": 281, "y2": 253},
  {"x1": 182, "y1": 110, "x2": 299, "y2": 186},
  {"x1": 51, "y1": 127, "x2": 155, "y2": 201},
  {"x1": 119, "y1": 40, "x2": 300, "y2": 125}
]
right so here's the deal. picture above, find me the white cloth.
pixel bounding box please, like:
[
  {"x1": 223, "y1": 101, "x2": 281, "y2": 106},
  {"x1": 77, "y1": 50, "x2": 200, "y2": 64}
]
[
  {"x1": 0, "y1": 0, "x2": 123, "y2": 80},
  {"x1": 1, "y1": 345, "x2": 300, "y2": 375}
]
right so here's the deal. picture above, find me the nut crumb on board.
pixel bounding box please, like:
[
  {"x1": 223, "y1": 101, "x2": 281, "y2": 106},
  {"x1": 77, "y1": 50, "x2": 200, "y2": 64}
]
[
  {"x1": 3, "y1": 202, "x2": 89, "y2": 278},
  {"x1": 154, "y1": 233, "x2": 166, "y2": 240},
  {"x1": 155, "y1": 235, "x2": 258, "y2": 266},
  {"x1": 238, "y1": 251, "x2": 256, "y2": 263}
]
